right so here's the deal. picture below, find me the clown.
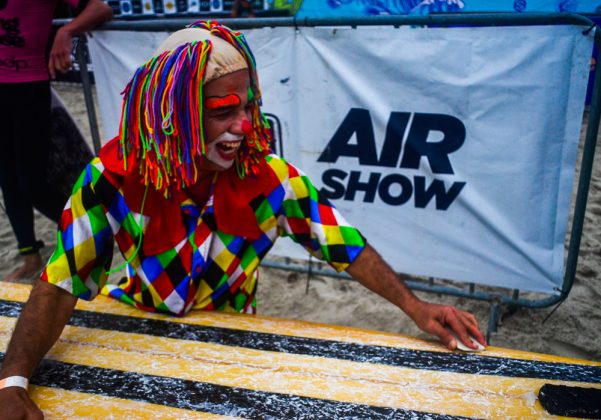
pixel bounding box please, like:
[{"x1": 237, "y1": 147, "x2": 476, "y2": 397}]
[
  {"x1": 0, "y1": 21, "x2": 485, "y2": 417},
  {"x1": 117, "y1": 21, "x2": 272, "y2": 192}
]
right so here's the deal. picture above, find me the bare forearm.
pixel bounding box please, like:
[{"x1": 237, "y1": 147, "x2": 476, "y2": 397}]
[
  {"x1": 49, "y1": 0, "x2": 112, "y2": 78},
  {"x1": 0, "y1": 280, "x2": 77, "y2": 379},
  {"x1": 345, "y1": 244, "x2": 486, "y2": 349},
  {"x1": 346, "y1": 244, "x2": 423, "y2": 318},
  {"x1": 61, "y1": 0, "x2": 113, "y2": 37}
]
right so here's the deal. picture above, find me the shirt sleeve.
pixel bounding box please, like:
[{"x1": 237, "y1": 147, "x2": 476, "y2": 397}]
[
  {"x1": 41, "y1": 160, "x2": 114, "y2": 300},
  {"x1": 270, "y1": 155, "x2": 366, "y2": 272}
]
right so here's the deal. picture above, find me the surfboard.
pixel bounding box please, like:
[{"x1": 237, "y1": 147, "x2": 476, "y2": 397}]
[
  {"x1": 1, "y1": 282, "x2": 600, "y2": 418},
  {"x1": 46, "y1": 88, "x2": 94, "y2": 201}
]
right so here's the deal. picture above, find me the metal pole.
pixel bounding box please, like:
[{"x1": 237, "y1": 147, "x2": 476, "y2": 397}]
[
  {"x1": 55, "y1": 12, "x2": 595, "y2": 31},
  {"x1": 562, "y1": 26, "x2": 601, "y2": 299},
  {"x1": 486, "y1": 297, "x2": 503, "y2": 344},
  {"x1": 76, "y1": 34, "x2": 102, "y2": 153},
  {"x1": 259, "y1": 260, "x2": 576, "y2": 308}
]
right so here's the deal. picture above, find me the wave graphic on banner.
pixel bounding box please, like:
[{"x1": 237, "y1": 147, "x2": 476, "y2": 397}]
[{"x1": 298, "y1": 0, "x2": 601, "y2": 18}]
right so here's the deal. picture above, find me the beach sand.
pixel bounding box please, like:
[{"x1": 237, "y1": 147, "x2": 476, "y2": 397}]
[{"x1": 1, "y1": 83, "x2": 599, "y2": 362}]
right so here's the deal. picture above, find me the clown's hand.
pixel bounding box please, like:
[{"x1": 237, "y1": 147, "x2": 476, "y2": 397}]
[
  {"x1": 345, "y1": 244, "x2": 486, "y2": 351},
  {"x1": 0, "y1": 387, "x2": 43, "y2": 420},
  {"x1": 408, "y1": 300, "x2": 487, "y2": 351}
]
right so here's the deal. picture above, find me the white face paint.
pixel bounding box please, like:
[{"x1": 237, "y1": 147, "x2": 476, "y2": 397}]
[{"x1": 204, "y1": 131, "x2": 244, "y2": 170}]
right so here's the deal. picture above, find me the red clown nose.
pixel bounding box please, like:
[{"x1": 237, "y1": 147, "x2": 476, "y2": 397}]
[{"x1": 241, "y1": 119, "x2": 253, "y2": 136}]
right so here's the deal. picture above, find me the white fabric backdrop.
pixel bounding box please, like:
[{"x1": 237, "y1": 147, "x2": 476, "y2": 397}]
[{"x1": 88, "y1": 25, "x2": 593, "y2": 294}]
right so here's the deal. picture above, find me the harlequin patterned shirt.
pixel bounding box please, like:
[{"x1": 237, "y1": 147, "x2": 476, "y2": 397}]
[{"x1": 41, "y1": 147, "x2": 365, "y2": 316}]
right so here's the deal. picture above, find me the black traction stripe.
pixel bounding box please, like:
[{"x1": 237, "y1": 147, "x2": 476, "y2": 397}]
[
  {"x1": 1, "y1": 299, "x2": 600, "y2": 383},
  {"x1": 0, "y1": 353, "x2": 472, "y2": 420}
]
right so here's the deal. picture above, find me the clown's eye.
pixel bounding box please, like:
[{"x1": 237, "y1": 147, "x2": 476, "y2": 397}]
[{"x1": 209, "y1": 107, "x2": 234, "y2": 119}]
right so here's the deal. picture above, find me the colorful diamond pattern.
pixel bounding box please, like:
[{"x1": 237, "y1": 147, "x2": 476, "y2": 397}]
[{"x1": 42, "y1": 155, "x2": 365, "y2": 315}]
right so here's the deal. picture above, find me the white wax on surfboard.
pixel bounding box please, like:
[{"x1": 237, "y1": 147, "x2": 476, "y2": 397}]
[{"x1": 446, "y1": 328, "x2": 486, "y2": 352}]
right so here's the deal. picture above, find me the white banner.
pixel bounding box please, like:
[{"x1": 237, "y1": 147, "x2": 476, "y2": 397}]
[{"x1": 88, "y1": 25, "x2": 593, "y2": 294}]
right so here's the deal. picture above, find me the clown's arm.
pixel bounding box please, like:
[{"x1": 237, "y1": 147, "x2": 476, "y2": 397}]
[
  {"x1": 345, "y1": 244, "x2": 487, "y2": 350},
  {"x1": 0, "y1": 281, "x2": 78, "y2": 419},
  {"x1": 276, "y1": 157, "x2": 486, "y2": 350},
  {"x1": 0, "y1": 161, "x2": 115, "y2": 417}
]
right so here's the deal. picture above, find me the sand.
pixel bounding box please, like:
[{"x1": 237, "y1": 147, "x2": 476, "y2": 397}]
[{"x1": 1, "y1": 83, "x2": 599, "y2": 362}]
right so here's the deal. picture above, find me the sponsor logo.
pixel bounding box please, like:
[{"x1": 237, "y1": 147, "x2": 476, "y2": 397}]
[
  {"x1": 318, "y1": 108, "x2": 466, "y2": 210},
  {"x1": 264, "y1": 113, "x2": 283, "y2": 155}
]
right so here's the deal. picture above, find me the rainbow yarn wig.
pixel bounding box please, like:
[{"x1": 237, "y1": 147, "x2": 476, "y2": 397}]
[{"x1": 118, "y1": 20, "x2": 271, "y2": 196}]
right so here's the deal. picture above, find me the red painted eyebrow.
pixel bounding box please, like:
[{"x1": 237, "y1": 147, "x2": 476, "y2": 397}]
[{"x1": 205, "y1": 94, "x2": 241, "y2": 110}]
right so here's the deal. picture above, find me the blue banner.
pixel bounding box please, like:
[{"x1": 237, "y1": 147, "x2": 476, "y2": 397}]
[{"x1": 297, "y1": 0, "x2": 601, "y2": 18}]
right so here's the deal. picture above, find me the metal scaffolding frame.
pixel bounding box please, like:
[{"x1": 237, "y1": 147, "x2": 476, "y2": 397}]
[{"x1": 66, "y1": 13, "x2": 600, "y2": 341}]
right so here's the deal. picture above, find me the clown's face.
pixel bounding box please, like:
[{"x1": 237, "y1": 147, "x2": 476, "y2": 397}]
[{"x1": 201, "y1": 69, "x2": 253, "y2": 172}]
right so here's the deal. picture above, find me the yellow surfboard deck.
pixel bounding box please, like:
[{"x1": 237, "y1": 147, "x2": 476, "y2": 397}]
[{"x1": 1, "y1": 282, "x2": 599, "y2": 419}]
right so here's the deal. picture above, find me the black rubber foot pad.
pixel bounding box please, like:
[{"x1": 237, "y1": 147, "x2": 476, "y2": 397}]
[{"x1": 539, "y1": 384, "x2": 601, "y2": 418}]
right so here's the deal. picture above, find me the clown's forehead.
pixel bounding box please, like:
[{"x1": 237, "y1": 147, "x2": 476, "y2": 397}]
[
  {"x1": 154, "y1": 28, "x2": 248, "y2": 86},
  {"x1": 204, "y1": 69, "x2": 250, "y2": 106}
]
